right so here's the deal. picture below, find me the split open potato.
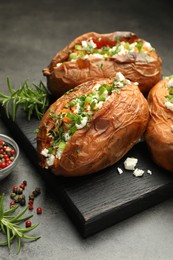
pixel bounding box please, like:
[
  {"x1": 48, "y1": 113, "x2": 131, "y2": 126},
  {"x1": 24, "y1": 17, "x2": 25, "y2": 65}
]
[
  {"x1": 43, "y1": 31, "x2": 162, "y2": 97},
  {"x1": 144, "y1": 76, "x2": 173, "y2": 172},
  {"x1": 37, "y1": 72, "x2": 149, "y2": 176}
]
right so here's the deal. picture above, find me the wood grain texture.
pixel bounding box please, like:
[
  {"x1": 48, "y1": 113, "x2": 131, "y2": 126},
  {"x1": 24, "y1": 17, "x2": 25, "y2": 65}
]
[{"x1": 1, "y1": 104, "x2": 173, "y2": 237}]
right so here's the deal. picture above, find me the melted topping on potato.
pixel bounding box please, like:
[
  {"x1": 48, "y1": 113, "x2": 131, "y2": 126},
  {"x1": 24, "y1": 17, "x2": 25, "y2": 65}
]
[
  {"x1": 56, "y1": 37, "x2": 155, "y2": 66},
  {"x1": 40, "y1": 72, "x2": 130, "y2": 166},
  {"x1": 164, "y1": 76, "x2": 173, "y2": 111}
]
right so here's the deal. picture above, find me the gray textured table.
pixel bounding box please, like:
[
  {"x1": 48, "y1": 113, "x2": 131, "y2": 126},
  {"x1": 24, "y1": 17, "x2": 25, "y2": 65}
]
[{"x1": 1, "y1": 0, "x2": 173, "y2": 259}]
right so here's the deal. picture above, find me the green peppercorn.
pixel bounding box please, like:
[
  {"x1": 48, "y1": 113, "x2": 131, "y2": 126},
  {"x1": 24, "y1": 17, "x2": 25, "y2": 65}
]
[
  {"x1": 17, "y1": 188, "x2": 23, "y2": 195},
  {"x1": 29, "y1": 194, "x2": 35, "y2": 200},
  {"x1": 35, "y1": 187, "x2": 41, "y2": 195},
  {"x1": 18, "y1": 194, "x2": 25, "y2": 201},
  {"x1": 14, "y1": 195, "x2": 20, "y2": 203},
  {"x1": 10, "y1": 193, "x2": 16, "y2": 199}
]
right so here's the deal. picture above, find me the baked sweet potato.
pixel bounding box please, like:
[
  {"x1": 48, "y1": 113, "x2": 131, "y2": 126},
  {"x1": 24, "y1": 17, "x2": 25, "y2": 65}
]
[
  {"x1": 43, "y1": 31, "x2": 162, "y2": 97},
  {"x1": 37, "y1": 72, "x2": 149, "y2": 177},
  {"x1": 144, "y1": 76, "x2": 173, "y2": 172}
]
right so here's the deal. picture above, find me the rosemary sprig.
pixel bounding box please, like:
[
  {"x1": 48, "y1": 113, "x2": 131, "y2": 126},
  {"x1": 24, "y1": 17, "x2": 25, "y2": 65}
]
[
  {"x1": 0, "y1": 194, "x2": 40, "y2": 254},
  {"x1": 0, "y1": 78, "x2": 50, "y2": 121}
]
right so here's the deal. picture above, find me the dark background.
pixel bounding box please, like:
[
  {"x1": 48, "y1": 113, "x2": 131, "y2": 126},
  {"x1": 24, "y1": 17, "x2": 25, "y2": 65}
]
[
  {"x1": 1, "y1": 0, "x2": 173, "y2": 259},
  {"x1": 0, "y1": 0, "x2": 172, "y2": 88}
]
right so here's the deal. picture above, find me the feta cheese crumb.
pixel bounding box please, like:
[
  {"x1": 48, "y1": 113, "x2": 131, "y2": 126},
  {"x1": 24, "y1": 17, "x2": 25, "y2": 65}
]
[
  {"x1": 164, "y1": 101, "x2": 173, "y2": 112},
  {"x1": 46, "y1": 154, "x2": 55, "y2": 166},
  {"x1": 133, "y1": 82, "x2": 139, "y2": 86},
  {"x1": 56, "y1": 149, "x2": 63, "y2": 160},
  {"x1": 116, "y1": 72, "x2": 125, "y2": 82},
  {"x1": 171, "y1": 125, "x2": 173, "y2": 132},
  {"x1": 147, "y1": 169, "x2": 152, "y2": 175},
  {"x1": 64, "y1": 132, "x2": 71, "y2": 141},
  {"x1": 117, "y1": 167, "x2": 123, "y2": 174},
  {"x1": 41, "y1": 148, "x2": 49, "y2": 157},
  {"x1": 133, "y1": 168, "x2": 145, "y2": 177},
  {"x1": 143, "y1": 41, "x2": 152, "y2": 49},
  {"x1": 92, "y1": 53, "x2": 103, "y2": 59},
  {"x1": 124, "y1": 157, "x2": 138, "y2": 170},
  {"x1": 82, "y1": 54, "x2": 89, "y2": 60},
  {"x1": 167, "y1": 78, "x2": 173, "y2": 88},
  {"x1": 75, "y1": 116, "x2": 88, "y2": 129},
  {"x1": 56, "y1": 63, "x2": 62, "y2": 67},
  {"x1": 73, "y1": 102, "x2": 80, "y2": 113},
  {"x1": 93, "y1": 83, "x2": 101, "y2": 91},
  {"x1": 82, "y1": 38, "x2": 96, "y2": 50}
]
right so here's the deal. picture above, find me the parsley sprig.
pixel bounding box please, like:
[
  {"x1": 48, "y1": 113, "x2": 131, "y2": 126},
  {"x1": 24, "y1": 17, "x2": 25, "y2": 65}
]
[
  {"x1": 0, "y1": 194, "x2": 40, "y2": 254},
  {"x1": 0, "y1": 79, "x2": 49, "y2": 121}
]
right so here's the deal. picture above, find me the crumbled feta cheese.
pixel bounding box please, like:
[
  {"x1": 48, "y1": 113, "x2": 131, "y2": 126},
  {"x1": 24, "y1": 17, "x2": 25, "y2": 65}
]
[
  {"x1": 82, "y1": 54, "x2": 89, "y2": 60},
  {"x1": 56, "y1": 149, "x2": 63, "y2": 160},
  {"x1": 116, "y1": 72, "x2": 125, "y2": 82},
  {"x1": 171, "y1": 125, "x2": 173, "y2": 132},
  {"x1": 165, "y1": 101, "x2": 173, "y2": 112},
  {"x1": 167, "y1": 78, "x2": 173, "y2": 88},
  {"x1": 126, "y1": 79, "x2": 131, "y2": 85},
  {"x1": 117, "y1": 167, "x2": 123, "y2": 174},
  {"x1": 93, "y1": 83, "x2": 101, "y2": 91},
  {"x1": 64, "y1": 132, "x2": 71, "y2": 141},
  {"x1": 73, "y1": 102, "x2": 80, "y2": 114},
  {"x1": 129, "y1": 42, "x2": 136, "y2": 50},
  {"x1": 92, "y1": 53, "x2": 103, "y2": 59},
  {"x1": 75, "y1": 116, "x2": 88, "y2": 129},
  {"x1": 41, "y1": 148, "x2": 49, "y2": 157},
  {"x1": 96, "y1": 101, "x2": 104, "y2": 109},
  {"x1": 124, "y1": 157, "x2": 138, "y2": 170},
  {"x1": 118, "y1": 44, "x2": 127, "y2": 55},
  {"x1": 46, "y1": 154, "x2": 55, "y2": 166},
  {"x1": 143, "y1": 41, "x2": 152, "y2": 49},
  {"x1": 133, "y1": 168, "x2": 145, "y2": 177},
  {"x1": 133, "y1": 82, "x2": 139, "y2": 85},
  {"x1": 88, "y1": 38, "x2": 97, "y2": 48},
  {"x1": 82, "y1": 38, "x2": 96, "y2": 50},
  {"x1": 81, "y1": 40, "x2": 88, "y2": 49},
  {"x1": 147, "y1": 169, "x2": 152, "y2": 175},
  {"x1": 56, "y1": 63, "x2": 62, "y2": 67}
]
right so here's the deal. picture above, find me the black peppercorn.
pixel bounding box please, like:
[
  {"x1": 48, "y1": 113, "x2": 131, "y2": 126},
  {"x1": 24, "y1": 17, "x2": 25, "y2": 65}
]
[
  {"x1": 32, "y1": 191, "x2": 38, "y2": 197},
  {"x1": 35, "y1": 187, "x2": 41, "y2": 195},
  {"x1": 20, "y1": 198, "x2": 26, "y2": 206},
  {"x1": 23, "y1": 180, "x2": 27, "y2": 186}
]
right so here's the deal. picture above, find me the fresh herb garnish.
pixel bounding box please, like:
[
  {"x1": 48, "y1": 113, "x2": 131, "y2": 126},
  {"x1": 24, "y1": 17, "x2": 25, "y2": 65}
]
[
  {"x1": 0, "y1": 194, "x2": 40, "y2": 254},
  {"x1": 0, "y1": 78, "x2": 49, "y2": 121},
  {"x1": 136, "y1": 41, "x2": 143, "y2": 53},
  {"x1": 165, "y1": 77, "x2": 173, "y2": 103}
]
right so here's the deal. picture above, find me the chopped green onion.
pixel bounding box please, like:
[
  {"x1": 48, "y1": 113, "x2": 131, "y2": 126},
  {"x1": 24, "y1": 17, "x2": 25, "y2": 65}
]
[
  {"x1": 58, "y1": 141, "x2": 66, "y2": 151},
  {"x1": 75, "y1": 45, "x2": 83, "y2": 51},
  {"x1": 69, "y1": 53, "x2": 78, "y2": 60}
]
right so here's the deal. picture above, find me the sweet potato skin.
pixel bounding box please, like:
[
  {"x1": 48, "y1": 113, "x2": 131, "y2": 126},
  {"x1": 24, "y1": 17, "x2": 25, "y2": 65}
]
[
  {"x1": 37, "y1": 77, "x2": 149, "y2": 177},
  {"x1": 43, "y1": 31, "x2": 162, "y2": 97},
  {"x1": 144, "y1": 78, "x2": 173, "y2": 172}
]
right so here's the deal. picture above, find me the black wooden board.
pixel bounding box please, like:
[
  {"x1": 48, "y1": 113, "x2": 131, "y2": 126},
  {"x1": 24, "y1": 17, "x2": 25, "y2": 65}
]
[{"x1": 1, "y1": 105, "x2": 173, "y2": 237}]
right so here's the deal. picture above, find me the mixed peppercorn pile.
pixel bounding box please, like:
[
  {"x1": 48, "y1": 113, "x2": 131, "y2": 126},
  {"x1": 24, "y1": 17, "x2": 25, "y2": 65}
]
[{"x1": 0, "y1": 139, "x2": 16, "y2": 169}]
